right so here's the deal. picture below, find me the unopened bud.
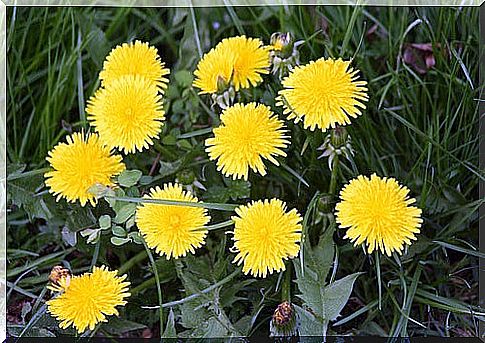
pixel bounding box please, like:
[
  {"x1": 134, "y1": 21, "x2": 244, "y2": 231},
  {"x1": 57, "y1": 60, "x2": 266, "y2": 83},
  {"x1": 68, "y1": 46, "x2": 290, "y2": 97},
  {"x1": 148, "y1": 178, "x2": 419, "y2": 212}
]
[{"x1": 270, "y1": 301, "x2": 297, "y2": 337}]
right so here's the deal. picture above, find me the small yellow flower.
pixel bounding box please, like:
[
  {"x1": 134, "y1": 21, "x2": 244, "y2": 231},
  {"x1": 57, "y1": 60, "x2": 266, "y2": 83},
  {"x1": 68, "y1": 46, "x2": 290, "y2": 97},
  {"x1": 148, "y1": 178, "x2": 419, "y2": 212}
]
[
  {"x1": 217, "y1": 35, "x2": 270, "y2": 91},
  {"x1": 135, "y1": 183, "x2": 211, "y2": 259},
  {"x1": 232, "y1": 199, "x2": 302, "y2": 278},
  {"x1": 335, "y1": 174, "x2": 423, "y2": 256},
  {"x1": 277, "y1": 58, "x2": 368, "y2": 131},
  {"x1": 205, "y1": 102, "x2": 289, "y2": 181},
  {"x1": 193, "y1": 46, "x2": 235, "y2": 94},
  {"x1": 99, "y1": 40, "x2": 170, "y2": 92},
  {"x1": 47, "y1": 266, "x2": 130, "y2": 334},
  {"x1": 45, "y1": 132, "x2": 125, "y2": 207},
  {"x1": 86, "y1": 74, "x2": 165, "y2": 154},
  {"x1": 193, "y1": 35, "x2": 270, "y2": 94}
]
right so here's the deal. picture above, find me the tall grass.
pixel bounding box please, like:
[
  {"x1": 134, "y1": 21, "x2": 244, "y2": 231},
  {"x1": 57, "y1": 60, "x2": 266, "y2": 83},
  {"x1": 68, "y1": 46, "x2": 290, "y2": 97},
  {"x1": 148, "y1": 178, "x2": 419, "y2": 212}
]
[{"x1": 6, "y1": 5, "x2": 482, "y2": 337}]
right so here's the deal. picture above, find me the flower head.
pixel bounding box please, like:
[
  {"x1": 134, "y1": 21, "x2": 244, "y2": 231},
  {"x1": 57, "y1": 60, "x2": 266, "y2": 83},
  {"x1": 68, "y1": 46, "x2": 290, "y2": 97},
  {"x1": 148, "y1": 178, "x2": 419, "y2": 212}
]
[
  {"x1": 277, "y1": 58, "x2": 368, "y2": 131},
  {"x1": 205, "y1": 103, "x2": 289, "y2": 180},
  {"x1": 86, "y1": 74, "x2": 165, "y2": 154},
  {"x1": 335, "y1": 174, "x2": 423, "y2": 256},
  {"x1": 45, "y1": 132, "x2": 125, "y2": 207},
  {"x1": 231, "y1": 199, "x2": 302, "y2": 278},
  {"x1": 217, "y1": 35, "x2": 270, "y2": 91},
  {"x1": 135, "y1": 183, "x2": 211, "y2": 259},
  {"x1": 47, "y1": 266, "x2": 130, "y2": 334},
  {"x1": 99, "y1": 40, "x2": 170, "y2": 92},
  {"x1": 193, "y1": 35, "x2": 270, "y2": 94},
  {"x1": 193, "y1": 46, "x2": 235, "y2": 94}
]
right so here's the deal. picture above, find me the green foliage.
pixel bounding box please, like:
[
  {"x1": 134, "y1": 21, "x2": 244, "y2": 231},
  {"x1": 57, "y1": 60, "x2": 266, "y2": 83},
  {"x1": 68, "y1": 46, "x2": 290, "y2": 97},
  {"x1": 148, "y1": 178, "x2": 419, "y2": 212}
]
[{"x1": 6, "y1": 5, "x2": 481, "y2": 339}]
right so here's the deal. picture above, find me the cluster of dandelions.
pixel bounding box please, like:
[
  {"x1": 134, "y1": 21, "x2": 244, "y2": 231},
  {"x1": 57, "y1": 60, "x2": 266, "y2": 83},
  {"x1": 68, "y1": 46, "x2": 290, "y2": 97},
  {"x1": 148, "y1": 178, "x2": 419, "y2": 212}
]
[{"x1": 43, "y1": 34, "x2": 422, "y2": 334}]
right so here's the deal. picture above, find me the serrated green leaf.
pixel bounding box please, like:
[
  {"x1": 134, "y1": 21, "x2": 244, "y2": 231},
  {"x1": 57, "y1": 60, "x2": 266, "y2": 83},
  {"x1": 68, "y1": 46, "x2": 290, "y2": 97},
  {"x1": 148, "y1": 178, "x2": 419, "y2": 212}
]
[
  {"x1": 319, "y1": 272, "x2": 363, "y2": 321},
  {"x1": 99, "y1": 215, "x2": 111, "y2": 229},
  {"x1": 294, "y1": 304, "x2": 324, "y2": 336},
  {"x1": 159, "y1": 159, "x2": 183, "y2": 178},
  {"x1": 100, "y1": 317, "x2": 146, "y2": 335},
  {"x1": 126, "y1": 215, "x2": 136, "y2": 230},
  {"x1": 162, "y1": 135, "x2": 177, "y2": 145},
  {"x1": 139, "y1": 175, "x2": 153, "y2": 186},
  {"x1": 114, "y1": 203, "x2": 137, "y2": 224},
  {"x1": 128, "y1": 232, "x2": 144, "y2": 245},
  {"x1": 162, "y1": 308, "x2": 177, "y2": 338},
  {"x1": 110, "y1": 236, "x2": 131, "y2": 246},
  {"x1": 174, "y1": 70, "x2": 193, "y2": 88},
  {"x1": 118, "y1": 170, "x2": 143, "y2": 187},
  {"x1": 112, "y1": 225, "x2": 126, "y2": 237}
]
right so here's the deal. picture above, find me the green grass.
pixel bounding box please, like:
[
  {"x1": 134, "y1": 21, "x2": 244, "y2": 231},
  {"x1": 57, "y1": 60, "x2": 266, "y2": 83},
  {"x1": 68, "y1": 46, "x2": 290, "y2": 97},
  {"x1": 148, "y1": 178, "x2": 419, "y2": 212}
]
[{"x1": 6, "y1": 5, "x2": 482, "y2": 338}]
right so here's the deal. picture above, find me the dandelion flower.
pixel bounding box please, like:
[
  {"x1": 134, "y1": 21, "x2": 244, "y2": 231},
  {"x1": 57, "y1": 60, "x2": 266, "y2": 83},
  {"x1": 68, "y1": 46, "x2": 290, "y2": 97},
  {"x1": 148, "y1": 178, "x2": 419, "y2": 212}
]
[
  {"x1": 217, "y1": 35, "x2": 270, "y2": 90},
  {"x1": 193, "y1": 35, "x2": 270, "y2": 94},
  {"x1": 193, "y1": 46, "x2": 235, "y2": 94},
  {"x1": 335, "y1": 174, "x2": 423, "y2": 256},
  {"x1": 277, "y1": 58, "x2": 368, "y2": 131},
  {"x1": 47, "y1": 266, "x2": 130, "y2": 334},
  {"x1": 135, "y1": 183, "x2": 210, "y2": 259},
  {"x1": 232, "y1": 199, "x2": 302, "y2": 278},
  {"x1": 86, "y1": 74, "x2": 165, "y2": 154},
  {"x1": 45, "y1": 132, "x2": 125, "y2": 207},
  {"x1": 99, "y1": 40, "x2": 170, "y2": 92},
  {"x1": 205, "y1": 103, "x2": 289, "y2": 180}
]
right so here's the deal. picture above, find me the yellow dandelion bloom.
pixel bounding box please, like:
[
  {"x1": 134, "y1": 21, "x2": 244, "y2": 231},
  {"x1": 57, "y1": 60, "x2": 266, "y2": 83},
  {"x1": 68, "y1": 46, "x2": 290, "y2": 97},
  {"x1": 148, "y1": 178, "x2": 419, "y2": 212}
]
[
  {"x1": 193, "y1": 35, "x2": 270, "y2": 94},
  {"x1": 193, "y1": 46, "x2": 235, "y2": 94},
  {"x1": 135, "y1": 183, "x2": 210, "y2": 259},
  {"x1": 232, "y1": 199, "x2": 302, "y2": 278},
  {"x1": 86, "y1": 74, "x2": 165, "y2": 154},
  {"x1": 335, "y1": 174, "x2": 423, "y2": 256},
  {"x1": 205, "y1": 102, "x2": 289, "y2": 181},
  {"x1": 45, "y1": 132, "x2": 125, "y2": 207},
  {"x1": 47, "y1": 266, "x2": 130, "y2": 334},
  {"x1": 217, "y1": 35, "x2": 270, "y2": 91},
  {"x1": 99, "y1": 40, "x2": 170, "y2": 92},
  {"x1": 277, "y1": 58, "x2": 368, "y2": 131}
]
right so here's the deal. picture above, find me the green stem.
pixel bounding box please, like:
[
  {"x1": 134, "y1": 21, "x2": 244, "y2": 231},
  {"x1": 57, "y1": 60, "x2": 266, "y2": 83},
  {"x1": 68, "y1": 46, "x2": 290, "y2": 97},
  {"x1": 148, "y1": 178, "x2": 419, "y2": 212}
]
[
  {"x1": 375, "y1": 251, "x2": 382, "y2": 310},
  {"x1": 143, "y1": 268, "x2": 241, "y2": 309},
  {"x1": 118, "y1": 250, "x2": 147, "y2": 275},
  {"x1": 198, "y1": 219, "x2": 234, "y2": 232},
  {"x1": 282, "y1": 263, "x2": 292, "y2": 302},
  {"x1": 328, "y1": 155, "x2": 340, "y2": 196},
  {"x1": 7, "y1": 167, "x2": 51, "y2": 181},
  {"x1": 142, "y1": 239, "x2": 164, "y2": 333},
  {"x1": 106, "y1": 196, "x2": 238, "y2": 212}
]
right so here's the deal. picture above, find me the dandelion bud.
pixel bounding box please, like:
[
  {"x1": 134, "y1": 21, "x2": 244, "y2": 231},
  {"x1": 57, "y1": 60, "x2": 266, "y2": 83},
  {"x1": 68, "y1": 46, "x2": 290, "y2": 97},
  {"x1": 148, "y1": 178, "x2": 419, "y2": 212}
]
[
  {"x1": 216, "y1": 74, "x2": 229, "y2": 93},
  {"x1": 317, "y1": 126, "x2": 355, "y2": 170},
  {"x1": 270, "y1": 301, "x2": 297, "y2": 337},
  {"x1": 270, "y1": 32, "x2": 293, "y2": 55},
  {"x1": 317, "y1": 194, "x2": 333, "y2": 213},
  {"x1": 270, "y1": 32, "x2": 304, "y2": 79}
]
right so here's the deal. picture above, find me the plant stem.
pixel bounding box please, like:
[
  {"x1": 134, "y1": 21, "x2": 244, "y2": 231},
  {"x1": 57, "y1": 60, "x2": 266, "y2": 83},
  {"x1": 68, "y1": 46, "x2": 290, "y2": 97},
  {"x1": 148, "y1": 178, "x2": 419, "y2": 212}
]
[
  {"x1": 142, "y1": 239, "x2": 164, "y2": 333},
  {"x1": 106, "y1": 196, "x2": 238, "y2": 212},
  {"x1": 282, "y1": 263, "x2": 292, "y2": 302},
  {"x1": 375, "y1": 251, "x2": 382, "y2": 310},
  {"x1": 328, "y1": 154, "x2": 340, "y2": 196},
  {"x1": 117, "y1": 250, "x2": 147, "y2": 275}
]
